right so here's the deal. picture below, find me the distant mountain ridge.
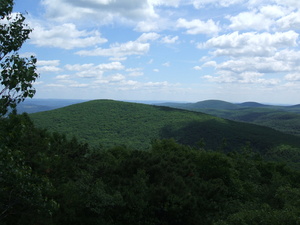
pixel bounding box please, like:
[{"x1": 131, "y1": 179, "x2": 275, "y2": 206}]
[
  {"x1": 158, "y1": 100, "x2": 300, "y2": 136},
  {"x1": 158, "y1": 99, "x2": 299, "y2": 110},
  {"x1": 237, "y1": 102, "x2": 271, "y2": 108}
]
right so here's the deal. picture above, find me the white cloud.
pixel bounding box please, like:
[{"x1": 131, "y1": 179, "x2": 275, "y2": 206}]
[
  {"x1": 193, "y1": 66, "x2": 202, "y2": 70},
  {"x1": 65, "y1": 63, "x2": 94, "y2": 71},
  {"x1": 135, "y1": 20, "x2": 161, "y2": 32},
  {"x1": 260, "y1": 5, "x2": 286, "y2": 19},
  {"x1": 41, "y1": 0, "x2": 158, "y2": 24},
  {"x1": 109, "y1": 73, "x2": 126, "y2": 82},
  {"x1": 55, "y1": 75, "x2": 71, "y2": 79},
  {"x1": 76, "y1": 70, "x2": 104, "y2": 78},
  {"x1": 30, "y1": 22, "x2": 107, "y2": 49},
  {"x1": 153, "y1": 69, "x2": 159, "y2": 72},
  {"x1": 203, "y1": 73, "x2": 236, "y2": 83},
  {"x1": 202, "y1": 61, "x2": 217, "y2": 67},
  {"x1": 277, "y1": 11, "x2": 300, "y2": 29},
  {"x1": 227, "y1": 11, "x2": 274, "y2": 31},
  {"x1": 109, "y1": 57, "x2": 128, "y2": 61},
  {"x1": 285, "y1": 73, "x2": 300, "y2": 81},
  {"x1": 200, "y1": 31, "x2": 299, "y2": 57},
  {"x1": 177, "y1": 18, "x2": 220, "y2": 35},
  {"x1": 37, "y1": 60, "x2": 60, "y2": 66},
  {"x1": 65, "y1": 62, "x2": 124, "y2": 78},
  {"x1": 149, "y1": 0, "x2": 181, "y2": 7},
  {"x1": 38, "y1": 66, "x2": 62, "y2": 73},
  {"x1": 96, "y1": 62, "x2": 125, "y2": 70},
  {"x1": 126, "y1": 68, "x2": 144, "y2": 76},
  {"x1": 137, "y1": 32, "x2": 161, "y2": 42},
  {"x1": 69, "y1": 83, "x2": 89, "y2": 88},
  {"x1": 204, "y1": 71, "x2": 280, "y2": 85},
  {"x1": 161, "y1": 35, "x2": 179, "y2": 44},
  {"x1": 192, "y1": 0, "x2": 244, "y2": 9},
  {"x1": 217, "y1": 57, "x2": 291, "y2": 73},
  {"x1": 144, "y1": 81, "x2": 169, "y2": 87},
  {"x1": 204, "y1": 49, "x2": 300, "y2": 78},
  {"x1": 274, "y1": 0, "x2": 300, "y2": 9},
  {"x1": 76, "y1": 41, "x2": 150, "y2": 57}
]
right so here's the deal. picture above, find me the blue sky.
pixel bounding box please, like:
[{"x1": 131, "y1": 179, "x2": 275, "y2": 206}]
[{"x1": 13, "y1": 0, "x2": 300, "y2": 104}]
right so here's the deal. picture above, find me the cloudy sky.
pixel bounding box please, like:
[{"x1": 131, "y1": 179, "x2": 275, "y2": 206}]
[{"x1": 13, "y1": 0, "x2": 300, "y2": 104}]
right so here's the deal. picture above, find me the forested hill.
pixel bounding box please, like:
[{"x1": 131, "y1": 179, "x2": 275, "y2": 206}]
[
  {"x1": 158, "y1": 100, "x2": 300, "y2": 136},
  {"x1": 30, "y1": 99, "x2": 300, "y2": 152}
]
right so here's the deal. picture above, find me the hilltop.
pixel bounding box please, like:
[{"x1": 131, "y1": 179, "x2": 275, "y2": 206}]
[{"x1": 30, "y1": 99, "x2": 300, "y2": 152}]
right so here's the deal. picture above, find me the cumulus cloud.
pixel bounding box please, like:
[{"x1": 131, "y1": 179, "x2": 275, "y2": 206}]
[
  {"x1": 41, "y1": 0, "x2": 157, "y2": 23},
  {"x1": 149, "y1": 0, "x2": 181, "y2": 7},
  {"x1": 65, "y1": 63, "x2": 94, "y2": 71},
  {"x1": 285, "y1": 73, "x2": 300, "y2": 81},
  {"x1": 177, "y1": 18, "x2": 220, "y2": 35},
  {"x1": 96, "y1": 62, "x2": 125, "y2": 70},
  {"x1": 55, "y1": 75, "x2": 71, "y2": 79},
  {"x1": 30, "y1": 22, "x2": 107, "y2": 49},
  {"x1": 193, "y1": 66, "x2": 202, "y2": 70},
  {"x1": 161, "y1": 35, "x2": 179, "y2": 44},
  {"x1": 76, "y1": 70, "x2": 104, "y2": 78},
  {"x1": 200, "y1": 31, "x2": 299, "y2": 57},
  {"x1": 202, "y1": 61, "x2": 217, "y2": 67},
  {"x1": 201, "y1": 47, "x2": 300, "y2": 86},
  {"x1": 204, "y1": 71, "x2": 280, "y2": 85},
  {"x1": 37, "y1": 60, "x2": 60, "y2": 66},
  {"x1": 76, "y1": 41, "x2": 149, "y2": 57},
  {"x1": 135, "y1": 20, "x2": 161, "y2": 32},
  {"x1": 227, "y1": 11, "x2": 274, "y2": 31},
  {"x1": 69, "y1": 83, "x2": 89, "y2": 88},
  {"x1": 75, "y1": 33, "x2": 156, "y2": 57},
  {"x1": 37, "y1": 60, "x2": 61, "y2": 73},
  {"x1": 126, "y1": 68, "x2": 144, "y2": 77},
  {"x1": 277, "y1": 11, "x2": 300, "y2": 29},
  {"x1": 65, "y1": 62, "x2": 125, "y2": 78},
  {"x1": 137, "y1": 32, "x2": 161, "y2": 42},
  {"x1": 216, "y1": 56, "x2": 292, "y2": 73},
  {"x1": 192, "y1": 0, "x2": 244, "y2": 9}
]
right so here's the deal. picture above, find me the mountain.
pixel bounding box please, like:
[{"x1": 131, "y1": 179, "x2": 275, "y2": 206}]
[
  {"x1": 160, "y1": 100, "x2": 240, "y2": 110},
  {"x1": 158, "y1": 100, "x2": 300, "y2": 136},
  {"x1": 30, "y1": 99, "x2": 300, "y2": 152}
]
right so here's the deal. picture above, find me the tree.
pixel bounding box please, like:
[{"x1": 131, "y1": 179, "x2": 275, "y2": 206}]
[{"x1": 0, "y1": 0, "x2": 38, "y2": 115}]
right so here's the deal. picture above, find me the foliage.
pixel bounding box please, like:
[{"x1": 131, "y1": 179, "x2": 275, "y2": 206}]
[
  {"x1": 30, "y1": 100, "x2": 300, "y2": 153},
  {"x1": 0, "y1": 0, "x2": 38, "y2": 116},
  {"x1": 0, "y1": 114, "x2": 58, "y2": 224},
  {"x1": 2, "y1": 114, "x2": 300, "y2": 224},
  {"x1": 160, "y1": 101, "x2": 300, "y2": 137}
]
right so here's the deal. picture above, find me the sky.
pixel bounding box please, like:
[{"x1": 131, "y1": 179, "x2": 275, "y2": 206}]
[{"x1": 12, "y1": 0, "x2": 300, "y2": 104}]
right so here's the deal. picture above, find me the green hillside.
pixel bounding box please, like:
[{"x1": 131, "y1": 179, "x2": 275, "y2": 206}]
[
  {"x1": 159, "y1": 101, "x2": 300, "y2": 136},
  {"x1": 30, "y1": 99, "x2": 300, "y2": 152}
]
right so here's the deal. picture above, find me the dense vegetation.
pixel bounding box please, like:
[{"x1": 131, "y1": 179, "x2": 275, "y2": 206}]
[
  {"x1": 30, "y1": 100, "x2": 300, "y2": 152},
  {"x1": 2, "y1": 113, "x2": 300, "y2": 225},
  {"x1": 3, "y1": 0, "x2": 300, "y2": 223},
  {"x1": 159, "y1": 100, "x2": 300, "y2": 136}
]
